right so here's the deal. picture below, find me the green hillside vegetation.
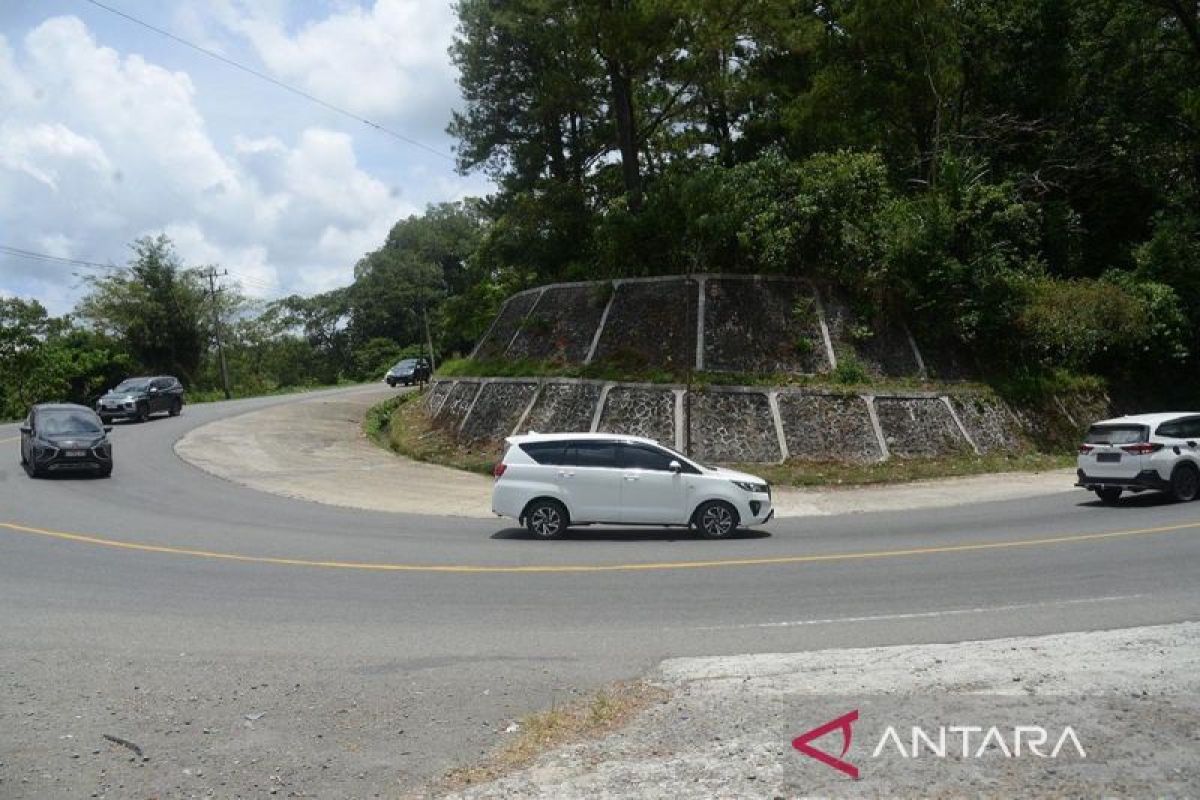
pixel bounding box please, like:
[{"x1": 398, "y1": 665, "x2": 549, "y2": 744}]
[{"x1": 5, "y1": 0, "x2": 1198, "y2": 419}]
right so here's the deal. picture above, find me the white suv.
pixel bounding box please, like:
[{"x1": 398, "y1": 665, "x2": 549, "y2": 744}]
[
  {"x1": 1076, "y1": 412, "x2": 1200, "y2": 504},
  {"x1": 491, "y1": 433, "x2": 774, "y2": 538}
]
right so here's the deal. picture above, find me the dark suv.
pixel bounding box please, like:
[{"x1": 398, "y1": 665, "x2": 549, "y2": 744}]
[
  {"x1": 20, "y1": 404, "x2": 114, "y2": 478},
  {"x1": 97, "y1": 376, "x2": 185, "y2": 423},
  {"x1": 385, "y1": 358, "x2": 432, "y2": 387}
]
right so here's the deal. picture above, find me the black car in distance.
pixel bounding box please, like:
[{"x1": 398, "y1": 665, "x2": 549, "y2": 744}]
[
  {"x1": 97, "y1": 376, "x2": 185, "y2": 423},
  {"x1": 20, "y1": 404, "x2": 114, "y2": 478},
  {"x1": 385, "y1": 358, "x2": 431, "y2": 387}
]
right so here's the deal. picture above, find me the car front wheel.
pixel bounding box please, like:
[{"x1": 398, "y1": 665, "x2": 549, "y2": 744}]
[
  {"x1": 169, "y1": 399, "x2": 182, "y2": 417},
  {"x1": 693, "y1": 500, "x2": 739, "y2": 539},
  {"x1": 525, "y1": 499, "x2": 568, "y2": 539},
  {"x1": 1169, "y1": 463, "x2": 1199, "y2": 502}
]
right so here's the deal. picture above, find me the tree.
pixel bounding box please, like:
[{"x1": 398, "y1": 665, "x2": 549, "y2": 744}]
[
  {"x1": 0, "y1": 298, "x2": 129, "y2": 419},
  {"x1": 75, "y1": 235, "x2": 209, "y2": 383}
]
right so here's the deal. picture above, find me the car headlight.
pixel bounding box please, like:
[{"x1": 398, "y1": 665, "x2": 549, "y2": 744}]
[{"x1": 731, "y1": 480, "x2": 769, "y2": 494}]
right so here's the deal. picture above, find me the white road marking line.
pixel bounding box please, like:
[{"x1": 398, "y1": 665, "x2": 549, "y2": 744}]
[{"x1": 693, "y1": 594, "x2": 1148, "y2": 631}]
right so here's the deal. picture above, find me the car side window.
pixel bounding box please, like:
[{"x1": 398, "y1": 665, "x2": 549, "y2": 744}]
[
  {"x1": 1181, "y1": 418, "x2": 1200, "y2": 439},
  {"x1": 520, "y1": 441, "x2": 569, "y2": 465},
  {"x1": 566, "y1": 441, "x2": 617, "y2": 468},
  {"x1": 1157, "y1": 421, "x2": 1184, "y2": 438},
  {"x1": 617, "y1": 444, "x2": 676, "y2": 471}
]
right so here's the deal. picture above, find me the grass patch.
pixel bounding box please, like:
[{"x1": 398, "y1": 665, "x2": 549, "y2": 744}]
[
  {"x1": 738, "y1": 451, "x2": 1075, "y2": 487},
  {"x1": 436, "y1": 356, "x2": 992, "y2": 396},
  {"x1": 436, "y1": 681, "x2": 668, "y2": 793},
  {"x1": 187, "y1": 379, "x2": 355, "y2": 404},
  {"x1": 363, "y1": 390, "x2": 498, "y2": 475}
]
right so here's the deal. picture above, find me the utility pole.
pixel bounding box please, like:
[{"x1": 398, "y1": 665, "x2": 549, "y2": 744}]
[
  {"x1": 684, "y1": 266, "x2": 695, "y2": 457},
  {"x1": 421, "y1": 293, "x2": 437, "y2": 374},
  {"x1": 204, "y1": 267, "x2": 232, "y2": 400}
]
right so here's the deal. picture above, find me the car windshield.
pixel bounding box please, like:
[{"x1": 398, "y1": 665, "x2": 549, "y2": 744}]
[
  {"x1": 393, "y1": 360, "x2": 417, "y2": 369},
  {"x1": 113, "y1": 379, "x2": 150, "y2": 392},
  {"x1": 1085, "y1": 424, "x2": 1146, "y2": 445},
  {"x1": 39, "y1": 410, "x2": 102, "y2": 436}
]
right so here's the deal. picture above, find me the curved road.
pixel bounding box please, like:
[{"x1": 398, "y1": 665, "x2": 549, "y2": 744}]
[{"x1": 2, "y1": 385, "x2": 1198, "y2": 796}]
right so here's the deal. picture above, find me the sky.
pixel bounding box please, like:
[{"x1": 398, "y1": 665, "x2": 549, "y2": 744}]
[{"x1": 0, "y1": 0, "x2": 493, "y2": 314}]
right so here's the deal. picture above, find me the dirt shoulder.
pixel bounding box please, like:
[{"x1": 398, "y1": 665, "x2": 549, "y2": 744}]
[
  {"x1": 175, "y1": 385, "x2": 493, "y2": 517},
  {"x1": 175, "y1": 386, "x2": 1077, "y2": 518},
  {"x1": 442, "y1": 623, "x2": 1200, "y2": 798}
]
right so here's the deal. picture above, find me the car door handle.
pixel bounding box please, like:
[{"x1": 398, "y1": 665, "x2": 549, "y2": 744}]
[
  {"x1": 558, "y1": 471, "x2": 575, "y2": 478},
  {"x1": 623, "y1": 474, "x2": 638, "y2": 481}
]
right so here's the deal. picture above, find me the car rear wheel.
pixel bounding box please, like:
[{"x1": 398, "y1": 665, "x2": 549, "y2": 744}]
[
  {"x1": 693, "y1": 500, "x2": 739, "y2": 539},
  {"x1": 1095, "y1": 487, "x2": 1122, "y2": 505},
  {"x1": 525, "y1": 499, "x2": 568, "y2": 539},
  {"x1": 1169, "y1": 463, "x2": 1199, "y2": 502}
]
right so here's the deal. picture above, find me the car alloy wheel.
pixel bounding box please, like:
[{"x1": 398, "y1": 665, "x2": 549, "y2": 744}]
[
  {"x1": 696, "y1": 501, "x2": 737, "y2": 539},
  {"x1": 1170, "y1": 464, "x2": 1200, "y2": 502},
  {"x1": 527, "y1": 501, "x2": 566, "y2": 539}
]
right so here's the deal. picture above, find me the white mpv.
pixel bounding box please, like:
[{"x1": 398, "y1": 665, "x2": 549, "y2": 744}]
[
  {"x1": 491, "y1": 433, "x2": 774, "y2": 538},
  {"x1": 1076, "y1": 412, "x2": 1200, "y2": 504}
]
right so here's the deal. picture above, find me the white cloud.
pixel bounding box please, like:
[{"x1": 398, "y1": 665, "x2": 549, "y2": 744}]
[
  {"x1": 223, "y1": 0, "x2": 458, "y2": 129},
  {"x1": 0, "y1": 15, "x2": 421, "y2": 311},
  {"x1": 0, "y1": 122, "x2": 112, "y2": 190}
]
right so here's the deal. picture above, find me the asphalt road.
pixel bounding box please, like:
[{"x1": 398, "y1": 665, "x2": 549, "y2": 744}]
[{"x1": 2, "y1": 385, "x2": 1199, "y2": 797}]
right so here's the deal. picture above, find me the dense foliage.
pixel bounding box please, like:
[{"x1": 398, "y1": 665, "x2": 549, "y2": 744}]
[
  {"x1": 448, "y1": 0, "x2": 1200, "y2": 398},
  {"x1": 4, "y1": 0, "x2": 1198, "y2": 417}
]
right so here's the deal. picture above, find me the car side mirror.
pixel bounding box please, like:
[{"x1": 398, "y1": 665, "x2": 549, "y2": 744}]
[
  {"x1": 19, "y1": 425, "x2": 32, "y2": 435},
  {"x1": 668, "y1": 460, "x2": 682, "y2": 473},
  {"x1": 103, "y1": 425, "x2": 113, "y2": 434},
  {"x1": 1189, "y1": 441, "x2": 1197, "y2": 448}
]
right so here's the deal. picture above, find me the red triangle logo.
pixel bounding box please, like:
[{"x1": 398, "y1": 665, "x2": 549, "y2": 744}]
[{"x1": 792, "y1": 710, "x2": 859, "y2": 779}]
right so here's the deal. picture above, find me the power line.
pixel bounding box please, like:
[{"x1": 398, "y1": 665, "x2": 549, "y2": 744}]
[
  {"x1": 0, "y1": 244, "x2": 282, "y2": 296},
  {"x1": 0, "y1": 244, "x2": 119, "y2": 272},
  {"x1": 79, "y1": 0, "x2": 454, "y2": 162}
]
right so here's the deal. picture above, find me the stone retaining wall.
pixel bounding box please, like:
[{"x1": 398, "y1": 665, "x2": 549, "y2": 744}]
[
  {"x1": 417, "y1": 377, "x2": 1055, "y2": 464},
  {"x1": 470, "y1": 275, "x2": 937, "y2": 380}
]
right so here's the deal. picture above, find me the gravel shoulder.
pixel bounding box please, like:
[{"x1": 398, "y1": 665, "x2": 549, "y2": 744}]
[
  {"x1": 444, "y1": 623, "x2": 1200, "y2": 798},
  {"x1": 174, "y1": 386, "x2": 1075, "y2": 519}
]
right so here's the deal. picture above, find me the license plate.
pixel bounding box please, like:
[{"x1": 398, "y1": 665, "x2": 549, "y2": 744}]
[
  {"x1": 64, "y1": 450, "x2": 86, "y2": 458},
  {"x1": 1097, "y1": 452, "x2": 1121, "y2": 463}
]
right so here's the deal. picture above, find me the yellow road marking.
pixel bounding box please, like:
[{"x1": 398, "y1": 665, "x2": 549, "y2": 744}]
[{"x1": 1, "y1": 519, "x2": 1197, "y2": 574}]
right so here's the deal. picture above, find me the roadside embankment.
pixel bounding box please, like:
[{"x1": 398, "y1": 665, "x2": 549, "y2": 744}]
[
  {"x1": 175, "y1": 386, "x2": 1078, "y2": 518},
  {"x1": 440, "y1": 623, "x2": 1200, "y2": 798}
]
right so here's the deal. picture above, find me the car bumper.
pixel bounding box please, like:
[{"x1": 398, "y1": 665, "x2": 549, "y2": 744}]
[
  {"x1": 740, "y1": 495, "x2": 774, "y2": 527},
  {"x1": 37, "y1": 452, "x2": 109, "y2": 472},
  {"x1": 1076, "y1": 469, "x2": 1170, "y2": 492},
  {"x1": 97, "y1": 404, "x2": 138, "y2": 418}
]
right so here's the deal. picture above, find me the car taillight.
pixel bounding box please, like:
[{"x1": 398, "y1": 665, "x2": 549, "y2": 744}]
[
  {"x1": 1078, "y1": 444, "x2": 1094, "y2": 454},
  {"x1": 493, "y1": 462, "x2": 507, "y2": 478},
  {"x1": 1120, "y1": 443, "x2": 1163, "y2": 455}
]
